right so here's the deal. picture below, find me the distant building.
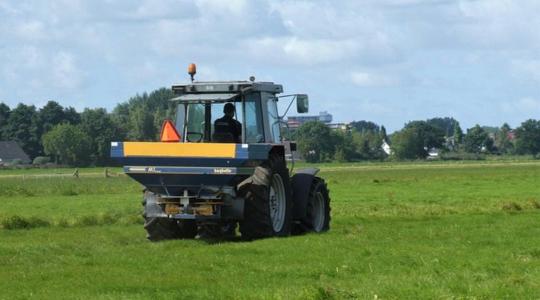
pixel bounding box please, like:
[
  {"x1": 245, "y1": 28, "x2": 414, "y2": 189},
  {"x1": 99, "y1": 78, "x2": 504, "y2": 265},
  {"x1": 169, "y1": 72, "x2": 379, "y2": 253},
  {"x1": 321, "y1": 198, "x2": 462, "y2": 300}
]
[
  {"x1": 427, "y1": 148, "x2": 439, "y2": 159},
  {"x1": 0, "y1": 141, "x2": 31, "y2": 165},
  {"x1": 381, "y1": 140, "x2": 392, "y2": 155},
  {"x1": 507, "y1": 130, "x2": 516, "y2": 141},
  {"x1": 327, "y1": 123, "x2": 349, "y2": 130},
  {"x1": 287, "y1": 111, "x2": 333, "y2": 130}
]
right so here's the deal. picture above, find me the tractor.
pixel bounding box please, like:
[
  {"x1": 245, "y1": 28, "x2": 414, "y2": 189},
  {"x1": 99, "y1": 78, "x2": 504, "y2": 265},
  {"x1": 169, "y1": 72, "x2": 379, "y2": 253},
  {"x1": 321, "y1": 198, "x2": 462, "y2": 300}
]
[{"x1": 111, "y1": 64, "x2": 331, "y2": 241}]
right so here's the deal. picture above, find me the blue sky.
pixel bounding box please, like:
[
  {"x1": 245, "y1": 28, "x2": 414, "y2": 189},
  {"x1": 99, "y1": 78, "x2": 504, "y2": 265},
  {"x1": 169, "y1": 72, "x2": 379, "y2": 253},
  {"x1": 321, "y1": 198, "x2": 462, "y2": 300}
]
[{"x1": 1, "y1": 0, "x2": 539, "y2": 132}]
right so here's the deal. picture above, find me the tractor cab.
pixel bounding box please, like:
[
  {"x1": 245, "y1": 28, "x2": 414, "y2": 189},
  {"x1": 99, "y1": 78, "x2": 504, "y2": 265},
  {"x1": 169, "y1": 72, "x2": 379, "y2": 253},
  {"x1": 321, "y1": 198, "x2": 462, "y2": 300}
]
[{"x1": 170, "y1": 79, "x2": 309, "y2": 145}]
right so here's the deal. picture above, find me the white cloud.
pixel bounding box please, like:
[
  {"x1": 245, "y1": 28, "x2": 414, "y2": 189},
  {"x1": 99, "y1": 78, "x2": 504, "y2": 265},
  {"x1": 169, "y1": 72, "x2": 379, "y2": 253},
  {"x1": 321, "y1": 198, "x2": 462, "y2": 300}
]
[
  {"x1": 126, "y1": 0, "x2": 197, "y2": 21},
  {"x1": 0, "y1": 0, "x2": 539, "y2": 130},
  {"x1": 14, "y1": 20, "x2": 46, "y2": 40},
  {"x1": 511, "y1": 59, "x2": 540, "y2": 83},
  {"x1": 51, "y1": 52, "x2": 82, "y2": 89},
  {"x1": 282, "y1": 38, "x2": 361, "y2": 65},
  {"x1": 499, "y1": 98, "x2": 540, "y2": 124},
  {"x1": 455, "y1": 0, "x2": 540, "y2": 49},
  {"x1": 195, "y1": 0, "x2": 247, "y2": 17},
  {"x1": 350, "y1": 71, "x2": 397, "y2": 87}
]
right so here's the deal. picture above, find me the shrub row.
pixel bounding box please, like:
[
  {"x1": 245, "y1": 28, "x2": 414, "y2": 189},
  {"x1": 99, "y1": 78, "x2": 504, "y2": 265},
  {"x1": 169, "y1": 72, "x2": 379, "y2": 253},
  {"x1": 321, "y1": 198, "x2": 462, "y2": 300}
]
[{"x1": 1, "y1": 213, "x2": 143, "y2": 230}]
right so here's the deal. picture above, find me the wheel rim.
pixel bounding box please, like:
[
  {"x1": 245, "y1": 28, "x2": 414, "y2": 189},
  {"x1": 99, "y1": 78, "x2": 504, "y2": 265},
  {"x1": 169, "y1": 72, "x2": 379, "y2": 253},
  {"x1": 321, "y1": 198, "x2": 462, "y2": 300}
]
[
  {"x1": 313, "y1": 191, "x2": 325, "y2": 232},
  {"x1": 269, "y1": 173, "x2": 286, "y2": 232}
]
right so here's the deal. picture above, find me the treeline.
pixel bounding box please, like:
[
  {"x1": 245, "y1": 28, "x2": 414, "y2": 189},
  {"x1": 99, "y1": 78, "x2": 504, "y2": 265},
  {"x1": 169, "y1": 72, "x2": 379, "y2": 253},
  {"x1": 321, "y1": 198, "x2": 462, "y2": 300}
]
[
  {"x1": 0, "y1": 88, "x2": 176, "y2": 166},
  {"x1": 294, "y1": 117, "x2": 540, "y2": 162},
  {"x1": 1, "y1": 87, "x2": 539, "y2": 166}
]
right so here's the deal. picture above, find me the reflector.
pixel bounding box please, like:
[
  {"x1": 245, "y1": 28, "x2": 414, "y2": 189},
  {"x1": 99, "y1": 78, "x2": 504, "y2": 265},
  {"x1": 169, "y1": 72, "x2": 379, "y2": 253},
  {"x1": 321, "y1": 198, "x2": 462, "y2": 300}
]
[{"x1": 160, "y1": 120, "x2": 181, "y2": 142}]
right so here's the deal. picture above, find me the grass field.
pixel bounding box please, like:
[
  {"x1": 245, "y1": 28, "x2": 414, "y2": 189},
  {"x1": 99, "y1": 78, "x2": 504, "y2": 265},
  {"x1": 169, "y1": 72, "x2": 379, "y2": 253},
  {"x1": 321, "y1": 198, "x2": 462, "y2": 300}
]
[{"x1": 1, "y1": 161, "x2": 539, "y2": 299}]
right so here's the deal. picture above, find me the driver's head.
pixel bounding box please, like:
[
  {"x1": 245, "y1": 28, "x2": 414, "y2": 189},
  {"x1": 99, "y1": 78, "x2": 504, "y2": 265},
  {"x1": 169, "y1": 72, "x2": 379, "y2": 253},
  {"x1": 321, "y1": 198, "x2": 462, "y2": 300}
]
[{"x1": 223, "y1": 103, "x2": 235, "y2": 117}]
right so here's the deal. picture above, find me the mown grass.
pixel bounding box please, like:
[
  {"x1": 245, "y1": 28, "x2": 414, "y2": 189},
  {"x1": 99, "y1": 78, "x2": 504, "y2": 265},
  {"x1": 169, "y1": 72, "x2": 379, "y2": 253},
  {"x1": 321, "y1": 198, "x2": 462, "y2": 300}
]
[
  {"x1": 0, "y1": 167, "x2": 123, "y2": 176},
  {"x1": 0, "y1": 162, "x2": 539, "y2": 299}
]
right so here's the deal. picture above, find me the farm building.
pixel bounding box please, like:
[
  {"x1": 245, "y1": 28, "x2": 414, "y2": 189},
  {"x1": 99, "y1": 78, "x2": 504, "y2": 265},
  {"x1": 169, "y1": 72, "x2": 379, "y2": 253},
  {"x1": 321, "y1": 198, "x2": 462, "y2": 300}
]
[{"x1": 0, "y1": 141, "x2": 31, "y2": 165}]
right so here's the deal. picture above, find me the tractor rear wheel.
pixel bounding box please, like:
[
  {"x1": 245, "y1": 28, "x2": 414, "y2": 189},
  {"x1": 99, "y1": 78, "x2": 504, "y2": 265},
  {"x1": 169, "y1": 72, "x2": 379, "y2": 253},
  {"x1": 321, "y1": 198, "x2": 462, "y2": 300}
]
[
  {"x1": 239, "y1": 155, "x2": 293, "y2": 240},
  {"x1": 301, "y1": 177, "x2": 331, "y2": 233}
]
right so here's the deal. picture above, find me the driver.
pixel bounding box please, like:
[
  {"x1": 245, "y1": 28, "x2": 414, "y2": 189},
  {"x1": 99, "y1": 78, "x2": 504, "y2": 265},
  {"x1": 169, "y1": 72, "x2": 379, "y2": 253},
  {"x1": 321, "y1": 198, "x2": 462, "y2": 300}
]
[{"x1": 214, "y1": 102, "x2": 242, "y2": 143}]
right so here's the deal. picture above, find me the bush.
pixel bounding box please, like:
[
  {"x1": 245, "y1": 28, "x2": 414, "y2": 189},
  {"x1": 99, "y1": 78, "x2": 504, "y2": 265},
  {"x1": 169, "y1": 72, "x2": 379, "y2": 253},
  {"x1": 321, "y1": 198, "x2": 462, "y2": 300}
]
[
  {"x1": 76, "y1": 215, "x2": 99, "y2": 226},
  {"x1": 1, "y1": 215, "x2": 50, "y2": 230},
  {"x1": 9, "y1": 159, "x2": 23, "y2": 166},
  {"x1": 440, "y1": 152, "x2": 485, "y2": 161},
  {"x1": 32, "y1": 156, "x2": 50, "y2": 165}
]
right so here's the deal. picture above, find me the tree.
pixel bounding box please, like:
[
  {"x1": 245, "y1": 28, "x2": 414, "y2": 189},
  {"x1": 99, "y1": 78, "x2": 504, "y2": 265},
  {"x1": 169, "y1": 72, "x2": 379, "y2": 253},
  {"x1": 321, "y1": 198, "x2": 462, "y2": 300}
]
[
  {"x1": 63, "y1": 107, "x2": 81, "y2": 125},
  {"x1": 351, "y1": 128, "x2": 384, "y2": 160},
  {"x1": 80, "y1": 108, "x2": 119, "y2": 165},
  {"x1": 426, "y1": 117, "x2": 459, "y2": 137},
  {"x1": 2, "y1": 103, "x2": 40, "y2": 158},
  {"x1": 129, "y1": 103, "x2": 156, "y2": 141},
  {"x1": 111, "y1": 102, "x2": 130, "y2": 140},
  {"x1": 495, "y1": 123, "x2": 514, "y2": 154},
  {"x1": 380, "y1": 125, "x2": 388, "y2": 142},
  {"x1": 391, "y1": 121, "x2": 445, "y2": 159},
  {"x1": 111, "y1": 87, "x2": 176, "y2": 141},
  {"x1": 112, "y1": 88, "x2": 176, "y2": 140},
  {"x1": 0, "y1": 103, "x2": 10, "y2": 140},
  {"x1": 453, "y1": 121, "x2": 464, "y2": 145},
  {"x1": 333, "y1": 130, "x2": 356, "y2": 162},
  {"x1": 42, "y1": 124, "x2": 91, "y2": 166},
  {"x1": 514, "y1": 119, "x2": 540, "y2": 156},
  {"x1": 391, "y1": 127, "x2": 422, "y2": 159},
  {"x1": 463, "y1": 125, "x2": 492, "y2": 153},
  {"x1": 350, "y1": 120, "x2": 379, "y2": 134},
  {"x1": 38, "y1": 101, "x2": 66, "y2": 133},
  {"x1": 296, "y1": 121, "x2": 335, "y2": 163}
]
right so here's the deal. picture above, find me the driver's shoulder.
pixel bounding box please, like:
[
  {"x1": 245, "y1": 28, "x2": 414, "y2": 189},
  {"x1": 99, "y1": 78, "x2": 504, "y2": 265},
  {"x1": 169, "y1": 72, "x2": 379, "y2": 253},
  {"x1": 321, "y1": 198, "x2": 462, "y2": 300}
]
[{"x1": 214, "y1": 116, "x2": 226, "y2": 123}]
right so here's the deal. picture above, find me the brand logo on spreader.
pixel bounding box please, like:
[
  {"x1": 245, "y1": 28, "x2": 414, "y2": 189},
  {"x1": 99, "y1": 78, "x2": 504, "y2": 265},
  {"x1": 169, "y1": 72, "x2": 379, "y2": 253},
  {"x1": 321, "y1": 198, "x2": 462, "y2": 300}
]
[{"x1": 213, "y1": 168, "x2": 233, "y2": 174}]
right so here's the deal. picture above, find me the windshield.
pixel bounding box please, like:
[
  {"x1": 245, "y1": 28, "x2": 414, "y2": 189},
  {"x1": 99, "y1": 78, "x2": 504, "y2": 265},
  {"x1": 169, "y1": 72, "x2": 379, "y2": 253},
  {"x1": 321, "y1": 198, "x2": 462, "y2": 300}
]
[
  {"x1": 174, "y1": 92, "x2": 266, "y2": 143},
  {"x1": 180, "y1": 102, "x2": 243, "y2": 143}
]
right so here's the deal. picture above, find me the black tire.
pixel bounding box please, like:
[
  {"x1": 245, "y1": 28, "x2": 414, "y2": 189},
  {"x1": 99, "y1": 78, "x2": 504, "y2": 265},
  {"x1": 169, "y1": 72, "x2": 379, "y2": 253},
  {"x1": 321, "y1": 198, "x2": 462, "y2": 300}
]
[
  {"x1": 300, "y1": 177, "x2": 331, "y2": 233},
  {"x1": 239, "y1": 154, "x2": 293, "y2": 240},
  {"x1": 143, "y1": 217, "x2": 197, "y2": 241},
  {"x1": 142, "y1": 190, "x2": 197, "y2": 241}
]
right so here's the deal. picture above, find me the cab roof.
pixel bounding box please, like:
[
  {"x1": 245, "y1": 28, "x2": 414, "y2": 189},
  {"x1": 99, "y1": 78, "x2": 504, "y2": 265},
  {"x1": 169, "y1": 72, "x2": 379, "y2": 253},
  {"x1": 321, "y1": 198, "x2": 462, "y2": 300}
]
[{"x1": 171, "y1": 81, "x2": 283, "y2": 95}]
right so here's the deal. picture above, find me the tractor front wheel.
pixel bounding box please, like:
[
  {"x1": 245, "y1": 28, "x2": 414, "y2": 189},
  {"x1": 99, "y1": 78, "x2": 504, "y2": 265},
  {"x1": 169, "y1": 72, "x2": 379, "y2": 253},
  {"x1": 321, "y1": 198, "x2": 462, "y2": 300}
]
[{"x1": 301, "y1": 177, "x2": 331, "y2": 233}]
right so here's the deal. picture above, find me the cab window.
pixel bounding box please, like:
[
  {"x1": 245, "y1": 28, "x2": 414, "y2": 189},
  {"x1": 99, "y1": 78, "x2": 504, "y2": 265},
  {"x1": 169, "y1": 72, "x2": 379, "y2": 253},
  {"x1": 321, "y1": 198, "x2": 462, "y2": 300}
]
[
  {"x1": 185, "y1": 103, "x2": 205, "y2": 142},
  {"x1": 266, "y1": 97, "x2": 281, "y2": 143},
  {"x1": 244, "y1": 94, "x2": 264, "y2": 143}
]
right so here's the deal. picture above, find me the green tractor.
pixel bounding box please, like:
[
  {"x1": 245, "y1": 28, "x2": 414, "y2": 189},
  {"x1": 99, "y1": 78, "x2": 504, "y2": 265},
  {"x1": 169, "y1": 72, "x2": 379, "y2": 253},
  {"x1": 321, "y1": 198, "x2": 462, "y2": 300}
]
[{"x1": 111, "y1": 64, "x2": 331, "y2": 240}]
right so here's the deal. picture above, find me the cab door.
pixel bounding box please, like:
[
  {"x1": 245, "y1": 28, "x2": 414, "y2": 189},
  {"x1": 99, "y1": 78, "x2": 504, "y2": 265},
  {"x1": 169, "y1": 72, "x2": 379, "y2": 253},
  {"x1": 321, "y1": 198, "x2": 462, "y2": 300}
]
[{"x1": 261, "y1": 92, "x2": 282, "y2": 143}]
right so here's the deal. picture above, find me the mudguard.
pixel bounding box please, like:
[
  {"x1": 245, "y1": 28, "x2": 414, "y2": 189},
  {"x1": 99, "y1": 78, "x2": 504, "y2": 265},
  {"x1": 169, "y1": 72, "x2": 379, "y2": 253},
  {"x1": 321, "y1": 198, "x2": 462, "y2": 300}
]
[{"x1": 291, "y1": 168, "x2": 320, "y2": 220}]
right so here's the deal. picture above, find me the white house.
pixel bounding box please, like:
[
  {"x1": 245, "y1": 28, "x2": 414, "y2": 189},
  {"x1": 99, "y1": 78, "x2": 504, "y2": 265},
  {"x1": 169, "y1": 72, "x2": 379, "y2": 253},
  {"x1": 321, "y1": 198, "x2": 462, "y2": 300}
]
[{"x1": 382, "y1": 140, "x2": 392, "y2": 155}]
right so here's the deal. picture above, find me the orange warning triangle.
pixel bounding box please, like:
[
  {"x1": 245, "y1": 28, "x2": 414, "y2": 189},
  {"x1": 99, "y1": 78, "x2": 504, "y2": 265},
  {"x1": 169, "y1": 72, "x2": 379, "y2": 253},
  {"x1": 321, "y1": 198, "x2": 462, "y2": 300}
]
[{"x1": 160, "y1": 120, "x2": 181, "y2": 142}]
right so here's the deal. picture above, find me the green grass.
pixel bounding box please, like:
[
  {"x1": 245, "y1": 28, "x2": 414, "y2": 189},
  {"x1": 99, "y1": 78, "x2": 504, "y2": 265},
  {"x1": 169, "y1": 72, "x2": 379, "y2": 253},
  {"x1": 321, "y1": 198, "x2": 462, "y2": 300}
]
[
  {"x1": 1, "y1": 161, "x2": 539, "y2": 299},
  {"x1": 0, "y1": 167, "x2": 122, "y2": 176}
]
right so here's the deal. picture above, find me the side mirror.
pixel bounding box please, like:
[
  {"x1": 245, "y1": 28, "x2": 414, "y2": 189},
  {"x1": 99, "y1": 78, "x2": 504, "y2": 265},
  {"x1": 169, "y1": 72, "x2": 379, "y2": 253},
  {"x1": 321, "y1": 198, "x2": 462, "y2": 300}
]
[{"x1": 296, "y1": 94, "x2": 309, "y2": 113}]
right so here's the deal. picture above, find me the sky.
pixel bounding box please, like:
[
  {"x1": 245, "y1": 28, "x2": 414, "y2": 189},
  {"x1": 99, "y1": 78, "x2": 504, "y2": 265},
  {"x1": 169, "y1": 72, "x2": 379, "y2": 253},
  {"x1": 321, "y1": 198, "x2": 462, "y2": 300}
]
[{"x1": 1, "y1": 0, "x2": 539, "y2": 132}]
